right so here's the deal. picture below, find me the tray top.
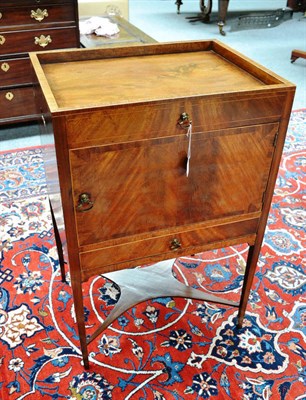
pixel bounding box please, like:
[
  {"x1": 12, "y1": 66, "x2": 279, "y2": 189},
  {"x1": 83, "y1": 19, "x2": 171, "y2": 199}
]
[{"x1": 31, "y1": 41, "x2": 292, "y2": 112}]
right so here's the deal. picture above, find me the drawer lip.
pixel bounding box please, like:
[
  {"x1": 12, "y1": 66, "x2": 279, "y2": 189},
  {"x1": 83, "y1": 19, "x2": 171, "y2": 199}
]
[{"x1": 79, "y1": 216, "x2": 260, "y2": 280}]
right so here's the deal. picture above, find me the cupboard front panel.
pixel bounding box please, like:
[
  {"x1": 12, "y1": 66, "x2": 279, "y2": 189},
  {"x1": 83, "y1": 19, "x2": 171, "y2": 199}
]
[{"x1": 70, "y1": 123, "x2": 278, "y2": 247}]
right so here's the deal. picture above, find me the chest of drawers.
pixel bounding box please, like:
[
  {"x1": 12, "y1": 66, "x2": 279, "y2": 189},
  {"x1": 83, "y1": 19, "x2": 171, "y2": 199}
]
[
  {"x1": 30, "y1": 41, "x2": 295, "y2": 368},
  {"x1": 0, "y1": 0, "x2": 79, "y2": 125}
]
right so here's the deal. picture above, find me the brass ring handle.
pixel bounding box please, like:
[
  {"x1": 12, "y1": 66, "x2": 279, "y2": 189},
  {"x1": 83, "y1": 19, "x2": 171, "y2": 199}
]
[
  {"x1": 170, "y1": 238, "x2": 182, "y2": 251},
  {"x1": 77, "y1": 193, "x2": 94, "y2": 212},
  {"x1": 178, "y1": 112, "x2": 192, "y2": 129},
  {"x1": 34, "y1": 34, "x2": 52, "y2": 48},
  {"x1": 31, "y1": 8, "x2": 48, "y2": 22}
]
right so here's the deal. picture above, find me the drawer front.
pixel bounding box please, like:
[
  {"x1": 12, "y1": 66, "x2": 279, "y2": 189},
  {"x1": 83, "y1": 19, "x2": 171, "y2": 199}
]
[
  {"x1": 0, "y1": 4, "x2": 76, "y2": 27},
  {"x1": 0, "y1": 57, "x2": 32, "y2": 86},
  {"x1": 1, "y1": 1, "x2": 72, "y2": 7},
  {"x1": 70, "y1": 123, "x2": 278, "y2": 247},
  {"x1": 0, "y1": 86, "x2": 37, "y2": 121},
  {"x1": 65, "y1": 93, "x2": 286, "y2": 149},
  {"x1": 0, "y1": 26, "x2": 78, "y2": 56},
  {"x1": 80, "y1": 218, "x2": 259, "y2": 279}
]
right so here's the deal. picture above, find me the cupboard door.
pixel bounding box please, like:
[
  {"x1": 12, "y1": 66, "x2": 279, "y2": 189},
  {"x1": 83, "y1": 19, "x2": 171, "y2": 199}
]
[{"x1": 70, "y1": 123, "x2": 278, "y2": 247}]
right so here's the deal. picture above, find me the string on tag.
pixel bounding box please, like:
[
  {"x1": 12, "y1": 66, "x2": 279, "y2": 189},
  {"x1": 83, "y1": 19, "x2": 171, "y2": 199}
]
[{"x1": 186, "y1": 122, "x2": 192, "y2": 177}]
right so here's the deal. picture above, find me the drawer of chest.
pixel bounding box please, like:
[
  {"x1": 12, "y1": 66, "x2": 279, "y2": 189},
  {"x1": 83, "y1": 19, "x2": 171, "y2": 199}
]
[
  {"x1": 1, "y1": 0, "x2": 72, "y2": 7},
  {"x1": 0, "y1": 26, "x2": 78, "y2": 56},
  {"x1": 0, "y1": 57, "x2": 32, "y2": 86},
  {"x1": 79, "y1": 218, "x2": 259, "y2": 280},
  {"x1": 0, "y1": 86, "x2": 37, "y2": 121},
  {"x1": 65, "y1": 93, "x2": 287, "y2": 148},
  {"x1": 0, "y1": 4, "x2": 76, "y2": 27}
]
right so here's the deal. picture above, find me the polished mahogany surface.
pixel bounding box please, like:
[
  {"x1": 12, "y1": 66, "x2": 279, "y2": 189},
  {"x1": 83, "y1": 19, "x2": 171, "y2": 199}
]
[{"x1": 30, "y1": 40, "x2": 295, "y2": 368}]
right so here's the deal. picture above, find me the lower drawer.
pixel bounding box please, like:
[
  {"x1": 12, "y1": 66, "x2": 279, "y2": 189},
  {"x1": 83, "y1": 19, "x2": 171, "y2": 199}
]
[
  {"x1": 0, "y1": 57, "x2": 32, "y2": 86},
  {"x1": 0, "y1": 86, "x2": 38, "y2": 122},
  {"x1": 79, "y1": 217, "x2": 259, "y2": 281}
]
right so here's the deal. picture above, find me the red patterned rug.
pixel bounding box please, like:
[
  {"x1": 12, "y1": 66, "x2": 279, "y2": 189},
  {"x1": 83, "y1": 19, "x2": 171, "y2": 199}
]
[{"x1": 0, "y1": 110, "x2": 305, "y2": 400}]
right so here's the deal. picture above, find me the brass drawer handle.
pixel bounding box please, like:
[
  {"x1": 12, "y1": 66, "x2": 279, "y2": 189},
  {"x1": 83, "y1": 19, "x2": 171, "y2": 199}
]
[
  {"x1": 170, "y1": 238, "x2": 181, "y2": 251},
  {"x1": 178, "y1": 112, "x2": 192, "y2": 129},
  {"x1": 0, "y1": 35, "x2": 6, "y2": 45},
  {"x1": 0, "y1": 12, "x2": 2, "y2": 19},
  {"x1": 1, "y1": 62, "x2": 9, "y2": 72},
  {"x1": 34, "y1": 34, "x2": 52, "y2": 48},
  {"x1": 77, "y1": 193, "x2": 94, "y2": 212},
  {"x1": 31, "y1": 8, "x2": 48, "y2": 22},
  {"x1": 5, "y1": 92, "x2": 14, "y2": 101}
]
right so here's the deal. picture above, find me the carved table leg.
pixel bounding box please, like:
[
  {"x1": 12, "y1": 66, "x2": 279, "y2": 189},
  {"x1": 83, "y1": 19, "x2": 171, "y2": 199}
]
[
  {"x1": 175, "y1": 0, "x2": 183, "y2": 14},
  {"x1": 218, "y1": 0, "x2": 230, "y2": 35},
  {"x1": 200, "y1": 0, "x2": 212, "y2": 21}
]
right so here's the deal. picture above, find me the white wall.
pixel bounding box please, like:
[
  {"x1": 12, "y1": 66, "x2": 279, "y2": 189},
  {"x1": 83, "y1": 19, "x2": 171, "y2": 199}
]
[{"x1": 78, "y1": 0, "x2": 129, "y2": 19}]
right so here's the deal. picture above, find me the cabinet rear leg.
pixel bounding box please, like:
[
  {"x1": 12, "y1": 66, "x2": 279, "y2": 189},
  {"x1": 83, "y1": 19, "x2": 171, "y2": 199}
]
[{"x1": 49, "y1": 200, "x2": 66, "y2": 283}]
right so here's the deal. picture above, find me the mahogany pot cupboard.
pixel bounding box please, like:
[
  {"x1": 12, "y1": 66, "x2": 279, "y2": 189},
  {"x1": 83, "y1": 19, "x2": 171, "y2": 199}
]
[
  {"x1": 0, "y1": 0, "x2": 79, "y2": 125},
  {"x1": 29, "y1": 40, "x2": 295, "y2": 368}
]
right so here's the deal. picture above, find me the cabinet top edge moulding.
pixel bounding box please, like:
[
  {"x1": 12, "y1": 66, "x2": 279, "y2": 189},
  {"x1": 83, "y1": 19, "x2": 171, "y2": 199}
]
[{"x1": 29, "y1": 40, "x2": 295, "y2": 115}]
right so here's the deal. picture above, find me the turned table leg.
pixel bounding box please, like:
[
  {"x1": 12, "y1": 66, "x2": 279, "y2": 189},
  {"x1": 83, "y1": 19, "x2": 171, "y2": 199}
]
[
  {"x1": 218, "y1": 0, "x2": 230, "y2": 35},
  {"x1": 175, "y1": 0, "x2": 183, "y2": 14}
]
